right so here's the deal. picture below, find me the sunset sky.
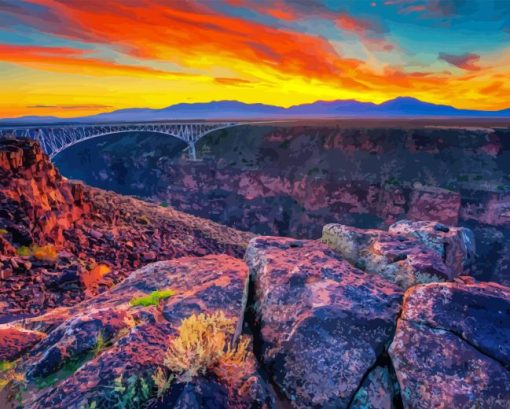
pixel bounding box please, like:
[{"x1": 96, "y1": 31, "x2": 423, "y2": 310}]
[{"x1": 1, "y1": 0, "x2": 509, "y2": 118}]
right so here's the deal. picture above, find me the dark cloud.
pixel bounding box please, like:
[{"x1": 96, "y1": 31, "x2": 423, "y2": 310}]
[
  {"x1": 438, "y1": 52, "x2": 480, "y2": 70},
  {"x1": 28, "y1": 104, "x2": 114, "y2": 110}
]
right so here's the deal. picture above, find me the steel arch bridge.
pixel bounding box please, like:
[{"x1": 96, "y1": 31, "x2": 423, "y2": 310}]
[{"x1": 0, "y1": 122, "x2": 239, "y2": 160}]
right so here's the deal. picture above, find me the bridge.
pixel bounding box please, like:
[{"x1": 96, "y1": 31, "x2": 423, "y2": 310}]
[{"x1": 0, "y1": 122, "x2": 240, "y2": 160}]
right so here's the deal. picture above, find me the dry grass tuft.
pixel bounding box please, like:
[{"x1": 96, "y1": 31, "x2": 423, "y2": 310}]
[{"x1": 164, "y1": 311, "x2": 248, "y2": 383}]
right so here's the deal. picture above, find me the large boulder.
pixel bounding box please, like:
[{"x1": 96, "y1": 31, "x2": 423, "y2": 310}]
[
  {"x1": 388, "y1": 220, "x2": 476, "y2": 276},
  {"x1": 322, "y1": 223, "x2": 455, "y2": 289},
  {"x1": 389, "y1": 281, "x2": 510, "y2": 408},
  {"x1": 0, "y1": 255, "x2": 273, "y2": 409},
  {"x1": 245, "y1": 236, "x2": 403, "y2": 409}
]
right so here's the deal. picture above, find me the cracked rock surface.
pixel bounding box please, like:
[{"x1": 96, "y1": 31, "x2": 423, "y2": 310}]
[
  {"x1": 245, "y1": 236, "x2": 403, "y2": 409},
  {"x1": 389, "y1": 281, "x2": 510, "y2": 409}
]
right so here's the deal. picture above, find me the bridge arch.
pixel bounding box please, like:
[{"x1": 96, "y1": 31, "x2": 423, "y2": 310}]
[
  {"x1": 0, "y1": 122, "x2": 240, "y2": 160},
  {"x1": 49, "y1": 129, "x2": 189, "y2": 160}
]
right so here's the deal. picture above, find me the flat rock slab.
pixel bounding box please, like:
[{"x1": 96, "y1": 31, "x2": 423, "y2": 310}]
[
  {"x1": 1, "y1": 254, "x2": 272, "y2": 409},
  {"x1": 389, "y1": 282, "x2": 510, "y2": 409},
  {"x1": 245, "y1": 236, "x2": 403, "y2": 409},
  {"x1": 322, "y1": 223, "x2": 465, "y2": 289},
  {"x1": 0, "y1": 327, "x2": 46, "y2": 361}
]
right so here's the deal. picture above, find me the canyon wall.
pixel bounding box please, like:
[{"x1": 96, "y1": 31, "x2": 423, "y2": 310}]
[{"x1": 54, "y1": 124, "x2": 510, "y2": 285}]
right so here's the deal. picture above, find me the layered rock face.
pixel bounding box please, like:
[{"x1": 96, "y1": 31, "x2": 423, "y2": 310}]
[
  {"x1": 0, "y1": 138, "x2": 253, "y2": 321},
  {"x1": 54, "y1": 124, "x2": 510, "y2": 286}
]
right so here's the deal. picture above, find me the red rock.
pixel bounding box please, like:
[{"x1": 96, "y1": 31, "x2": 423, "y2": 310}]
[
  {"x1": 0, "y1": 326, "x2": 46, "y2": 361},
  {"x1": 0, "y1": 138, "x2": 254, "y2": 321},
  {"x1": 407, "y1": 186, "x2": 461, "y2": 225}
]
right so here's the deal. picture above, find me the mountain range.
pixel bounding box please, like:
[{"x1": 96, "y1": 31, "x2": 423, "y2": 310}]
[{"x1": 2, "y1": 97, "x2": 510, "y2": 124}]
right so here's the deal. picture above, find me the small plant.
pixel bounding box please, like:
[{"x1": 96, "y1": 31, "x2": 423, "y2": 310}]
[
  {"x1": 0, "y1": 360, "x2": 14, "y2": 372},
  {"x1": 164, "y1": 311, "x2": 249, "y2": 383},
  {"x1": 31, "y1": 244, "x2": 58, "y2": 262},
  {"x1": 16, "y1": 244, "x2": 58, "y2": 262},
  {"x1": 137, "y1": 215, "x2": 150, "y2": 225},
  {"x1": 16, "y1": 246, "x2": 32, "y2": 257},
  {"x1": 103, "y1": 375, "x2": 151, "y2": 409},
  {"x1": 130, "y1": 289, "x2": 175, "y2": 307},
  {"x1": 0, "y1": 360, "x2": 26, "y2": 398},
  {"x1": 160, "y1": 202, "x2": 169, "y2": 208},
  {"x1": 385, "y1": 176, "x2": 400, "y2": 186},
  {"x1": 93, "y1": 331, "x2": 106, "y2": 357},
  {"x1": 152, "y1": 367, "x2": 173, "y2": 399},
  {"x1": 0, "y1": 228, "x2": 8, "y2": 235}
]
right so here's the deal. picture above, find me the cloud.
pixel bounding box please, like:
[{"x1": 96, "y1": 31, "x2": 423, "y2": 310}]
[
  {"x1": 0, "y1": 0, "x2": 370, "y2": 85},
  {"x1": 0, "y1": 43, "x2": 195, "y2": 78},
  {"x1": 438, "y1": 52, "x2": 480, "y2": 70},
  {"x1": 28, "y1": 104, "x2": 114, "y2": 110},
  {"x1": 385, "y1": 0, "x2": 469, "y2": 17},
  {"x1": 213, "y1": 77, "x2": 255, "y2": 86}
]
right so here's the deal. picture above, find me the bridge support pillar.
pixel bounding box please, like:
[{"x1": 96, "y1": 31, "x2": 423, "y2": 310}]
[{"x1": 188, "y1": 141, "x2": 197, "y2": 161}]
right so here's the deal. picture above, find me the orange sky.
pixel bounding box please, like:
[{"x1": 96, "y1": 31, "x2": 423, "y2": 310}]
[{"x1": 0, "y1": 0, "x2": 509, "y2": 118}]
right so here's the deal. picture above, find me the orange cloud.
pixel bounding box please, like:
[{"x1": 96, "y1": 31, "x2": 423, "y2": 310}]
[{"x1": 0, "y1": 43, "x2": 190, "y2": 77}]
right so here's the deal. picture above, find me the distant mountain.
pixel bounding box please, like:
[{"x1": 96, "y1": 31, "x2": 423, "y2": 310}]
[{"x1": 1, "y1": 97, "x2": 509, "y2": 124}]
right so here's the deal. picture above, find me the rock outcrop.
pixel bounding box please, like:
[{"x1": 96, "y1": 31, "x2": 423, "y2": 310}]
[
  {"x1": 321, "y1": 221, "x2": 474, "y2": 289},
  {"x1": 0, "y1": 138, "x2": 253, "y2": 321},
  {"x1": 1, "y1": 254, "x2": 273, "y2": 409},
  {"x1": 389, "y1": 281, "x2": 510, "y2": 408},
  {"x1": 1, "y1": 137, "x2": 510, "y2": 409},
  {"x1": 245, "y1": 236, "x2": 403, "y2": 408}
]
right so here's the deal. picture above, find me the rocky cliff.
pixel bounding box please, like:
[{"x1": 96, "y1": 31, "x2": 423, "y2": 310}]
[
  {"x1": 1, "y1": 138, "x2": 509, "y2": 409},
  {"x1": 0, "y1": 138, "x2": 252, "y2": 321}
]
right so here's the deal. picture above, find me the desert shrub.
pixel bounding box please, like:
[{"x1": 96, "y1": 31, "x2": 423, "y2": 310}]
[
  {"x1": 0, "y1": 360, "x2": 14, "y2": 373},
  {"x1": 82, "y1": 264, "x2": 111, "y2": 288},
  {"x1": 32, "y1": 244, "x2": 58, "y2": 262},
  {"x1": 130, "y1": 289, "x2": 174, "y2": 307},
  {"x1": 137, "y1": 215, "x2": 150, "y2": 225},
  {"x1": 93, "y1": 331, "x2": 106, "y2": 357},
  {"x1": 164, "y1": 311, "x2": 249, "y2": 383},
  {"x1": 101, "y1": 375, "x2": 151, "y2": 409},
  {"x1": 16, "y1": 246, "x2": 32, "y2": 257}
]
